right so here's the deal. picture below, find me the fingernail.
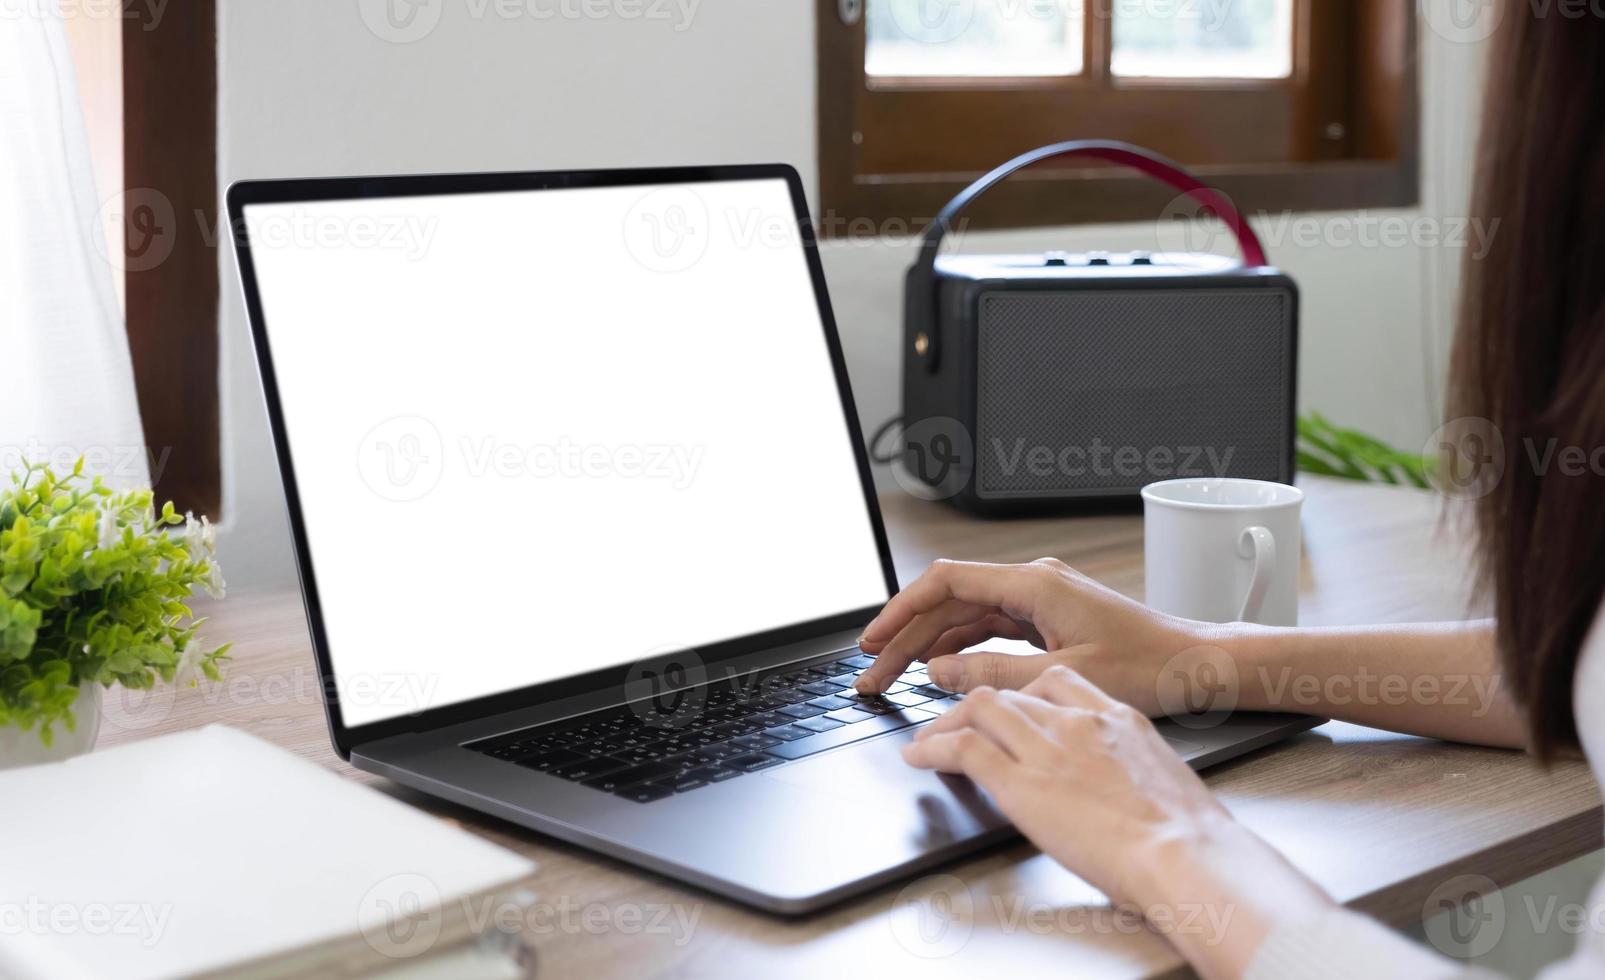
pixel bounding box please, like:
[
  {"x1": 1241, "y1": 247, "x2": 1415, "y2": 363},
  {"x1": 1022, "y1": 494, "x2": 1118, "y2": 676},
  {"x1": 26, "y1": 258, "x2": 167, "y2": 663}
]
[{"x1": 929, "y1": 658, "x2": 960, "y2": 690}]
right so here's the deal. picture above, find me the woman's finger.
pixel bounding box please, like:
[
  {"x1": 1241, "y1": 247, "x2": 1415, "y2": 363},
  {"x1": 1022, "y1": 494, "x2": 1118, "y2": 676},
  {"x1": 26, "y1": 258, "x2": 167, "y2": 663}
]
[
  {"x1": 912, "y1": 688, "x2": 1055, "y2": 760},
  {"x1": 1027, "y1": 663, "x2": 1119, "y2": 711},
  {"x1": 926, "y1": 650, "x2": 1057, "y2": 692},
  {"x1": 861, "y1": 561, "x2": 1053, "y2": 648},
  {"x1": 899, "y1": 727, "x2": 1017, "y2": 793},
  {"x1": 855, "y1": 599, "x2": 997, "y2": 693},
  {"x1": 924, "y1": 614, "x2": 1045, "y2": 661}
]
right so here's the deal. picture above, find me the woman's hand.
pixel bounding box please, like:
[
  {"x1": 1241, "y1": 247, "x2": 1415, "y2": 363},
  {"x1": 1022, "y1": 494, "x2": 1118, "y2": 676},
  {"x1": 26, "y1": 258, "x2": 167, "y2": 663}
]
[
  {"x1": 904, "y1": 665, "x2": 1229, "y2": 902},
  {"x1": 855, "y1": 558, "x2": 1206, "y2": 707},
  {"x1": 908, "y1": 665, "x2": 1334, "y2": 979}
]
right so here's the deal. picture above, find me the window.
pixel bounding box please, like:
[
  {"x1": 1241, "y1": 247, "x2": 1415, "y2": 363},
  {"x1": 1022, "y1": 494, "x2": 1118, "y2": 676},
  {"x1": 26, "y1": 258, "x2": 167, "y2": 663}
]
[
  {"x1": 818, "y1": 0, "x2": 1417, "y2": 233},
  {"x1": 67, "y1": 5, "x2": 221, "y2": 517}
]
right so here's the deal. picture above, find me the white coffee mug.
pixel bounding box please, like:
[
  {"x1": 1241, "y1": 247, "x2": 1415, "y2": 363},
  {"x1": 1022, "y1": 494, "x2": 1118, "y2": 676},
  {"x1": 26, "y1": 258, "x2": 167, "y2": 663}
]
[{"x1": 1141, "y1": 478, "x2": 1303, "y2": 627}]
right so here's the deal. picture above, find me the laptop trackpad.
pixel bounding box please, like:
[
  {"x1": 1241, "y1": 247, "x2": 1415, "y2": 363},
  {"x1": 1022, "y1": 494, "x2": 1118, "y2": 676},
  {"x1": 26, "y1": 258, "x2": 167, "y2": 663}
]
[
  {"x1": 756, "y1": 727, "x2": 1205, "y2": 803},
  {"x1": 758, "y1": 729, "x2": 1008, "y2": 842}
]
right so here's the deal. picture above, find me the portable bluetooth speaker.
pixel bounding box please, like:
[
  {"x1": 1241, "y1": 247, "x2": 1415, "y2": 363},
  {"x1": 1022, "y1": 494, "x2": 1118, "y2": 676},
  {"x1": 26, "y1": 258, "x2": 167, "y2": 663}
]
[{"x1": 898, "y1": 140, "x2": 1298, "y2": 514}]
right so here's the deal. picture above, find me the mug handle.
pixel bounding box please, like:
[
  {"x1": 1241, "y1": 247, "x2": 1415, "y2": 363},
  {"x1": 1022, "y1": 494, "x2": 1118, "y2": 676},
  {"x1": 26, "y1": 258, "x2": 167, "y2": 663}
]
[{"x1": 1237, "y1": 526, "x2": 1277, "y2": 623}]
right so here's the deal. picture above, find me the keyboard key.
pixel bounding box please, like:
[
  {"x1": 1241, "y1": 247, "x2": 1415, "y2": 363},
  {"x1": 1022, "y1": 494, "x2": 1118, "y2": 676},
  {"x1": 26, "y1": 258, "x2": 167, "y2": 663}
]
[
  {"x1": 826, "y1": 672, "x2": 859, "y2": 688},
  {"x1": 730, "y1": 733, "x2": 782, "y2": 751},
  {"x1": 794, "y1": 715, "x2": 845, "y2": 733},
  {"x1": 684, "y1": 765, "x2": 740, "y2": 784},
  {"x1": 887, "y1": 690, "x2": 932, "y2": 709},
  {"x1": 549, "y1": 756, "x2": 630, "y2": 781},
  {"x1": 826, "y1": 707, "x2": 876, "y2": 724},
  {"x1": 591, "y1": 761, "x2": 679, "y2": 789},
  {"x1": 809, "y1": 694, "x2": 857, "y2": 711},
  {"x1": 699, "y1": 740, "x2": 744, "y2": 761},
  {"x1": 608, "y1": 747, "x2": 660, "y2": 766},
  {"x1": 843, "y1": 655, "x2": 877, "y2": 670},
  {"x1": 920, "y1": 697, "x2": 961, "y2": 716},
  {"x1": 800, "y1": 681, "x2": 845, "y2": 697},
  {"x1": 777, "y1": 702, "x2": 827, "y2": 720},
  {"x1": 725, "y1": 754, "x2": 783, "y2": 773},
  {"x1": 712, "y1": 719, "x2": 764, "y2": 737},
  {"x1": 618, "y1": 783, "x2": 675, "y2": 803},
  {"x1": 515, "y1": 749, "x2": 587, "y2": 772},
  {"x1": 666, "y1": 750, "x2": 718, "y2": 769},
  {"x1": 766, "y1": 708, "x2": 935, "y2": 760},
  {"x1": 765, "y1": 725, "x2": 817, "y2": 742},
  {"x1": 913, "y1": 685, "x2": 953, "y2": 700},
  {"x1": 582, "y1": 769, "x2": 651, "y2": 793},
  {"x1": 844, "y1": 696, "x2": 898, "y2": 716},
  {"x1": 654, "y1": 772, "x2": 710, "y2": 794}
]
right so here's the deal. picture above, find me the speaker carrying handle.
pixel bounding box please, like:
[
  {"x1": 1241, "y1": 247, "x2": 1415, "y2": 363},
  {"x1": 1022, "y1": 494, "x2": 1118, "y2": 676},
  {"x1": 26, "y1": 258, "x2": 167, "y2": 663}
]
[{"x1": 905, "y1": 140, "x2": 1268, "y2": 374}]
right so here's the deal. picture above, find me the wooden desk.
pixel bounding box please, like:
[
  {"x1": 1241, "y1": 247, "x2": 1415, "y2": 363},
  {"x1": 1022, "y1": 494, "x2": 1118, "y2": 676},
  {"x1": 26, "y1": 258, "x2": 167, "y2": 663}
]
[{"x1": 99, "y1": 477, "x2": 1602, "y2": 979}]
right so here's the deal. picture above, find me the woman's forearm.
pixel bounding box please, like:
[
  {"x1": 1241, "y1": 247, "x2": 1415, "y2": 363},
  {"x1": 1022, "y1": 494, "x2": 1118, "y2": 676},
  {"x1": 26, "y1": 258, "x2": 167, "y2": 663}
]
[
  {"x1": 1132, "y1": 815, "x2": 1333, "y2": 980},
  {"x1": 1202, "y1": 619, "x2": 1527, "y2": 749}
]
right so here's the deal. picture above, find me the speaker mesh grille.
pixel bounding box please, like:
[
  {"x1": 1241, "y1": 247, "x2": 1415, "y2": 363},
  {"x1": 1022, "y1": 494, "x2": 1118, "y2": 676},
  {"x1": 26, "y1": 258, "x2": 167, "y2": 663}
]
[{"x1": 976, "y1": 289, "x2": 1291, "y2": 497}]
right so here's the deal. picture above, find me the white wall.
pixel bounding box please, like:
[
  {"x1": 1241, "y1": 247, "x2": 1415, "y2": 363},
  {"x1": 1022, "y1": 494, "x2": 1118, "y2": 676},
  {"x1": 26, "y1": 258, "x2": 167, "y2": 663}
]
[{"x1": 216, "y1": 0, "x2": 1487, "y2": 587}]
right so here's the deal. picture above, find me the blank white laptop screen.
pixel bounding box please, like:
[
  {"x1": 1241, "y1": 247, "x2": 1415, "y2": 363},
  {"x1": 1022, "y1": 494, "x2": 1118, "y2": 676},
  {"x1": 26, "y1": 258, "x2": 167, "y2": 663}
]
[{"x1": 242, "y1": 178, "x2": 889, "y2": 727}]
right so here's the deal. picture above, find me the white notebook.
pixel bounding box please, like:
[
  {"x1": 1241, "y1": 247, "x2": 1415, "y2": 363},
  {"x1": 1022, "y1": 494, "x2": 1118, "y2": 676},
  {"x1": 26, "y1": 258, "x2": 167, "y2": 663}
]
[{"x1": 0, "y1": 726, "x2": 538, "y2": 980}]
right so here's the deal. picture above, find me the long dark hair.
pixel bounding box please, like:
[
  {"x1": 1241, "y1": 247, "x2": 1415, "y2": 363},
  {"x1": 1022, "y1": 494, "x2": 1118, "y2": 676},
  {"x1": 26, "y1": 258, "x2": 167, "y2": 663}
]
[{"x1": 1449, "y1": 6, "x2": 1605, "y2": 760}]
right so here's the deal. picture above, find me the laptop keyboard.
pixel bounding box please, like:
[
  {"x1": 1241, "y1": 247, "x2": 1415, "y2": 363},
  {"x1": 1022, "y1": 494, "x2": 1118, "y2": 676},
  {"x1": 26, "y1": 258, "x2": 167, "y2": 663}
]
[{"x1": 465, "y1": 652, "x2": 960, "y2": 803}]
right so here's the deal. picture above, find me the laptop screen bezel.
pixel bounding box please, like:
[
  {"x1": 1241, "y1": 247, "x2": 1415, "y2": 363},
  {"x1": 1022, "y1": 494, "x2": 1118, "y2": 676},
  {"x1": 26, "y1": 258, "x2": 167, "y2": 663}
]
[{"x1": 226, "y1": 164, "x2": 901, "y2": 758}]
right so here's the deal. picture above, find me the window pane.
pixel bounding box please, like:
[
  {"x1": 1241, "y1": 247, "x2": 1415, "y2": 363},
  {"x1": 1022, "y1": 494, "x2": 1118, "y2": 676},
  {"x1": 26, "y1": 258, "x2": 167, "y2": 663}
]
[
  {"x1": 867, "y1": 0, "x2": 1085, "y2": 78},
  {"x1": 1112, "y1": 0, "x2": 1293, "y2": 79}
]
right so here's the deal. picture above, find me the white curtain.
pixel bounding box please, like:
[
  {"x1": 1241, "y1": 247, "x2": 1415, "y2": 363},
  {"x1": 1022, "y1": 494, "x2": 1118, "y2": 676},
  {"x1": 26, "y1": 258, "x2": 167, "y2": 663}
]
[{"x1": 0, "y1": 0, "x2": 150, "y2": 490}]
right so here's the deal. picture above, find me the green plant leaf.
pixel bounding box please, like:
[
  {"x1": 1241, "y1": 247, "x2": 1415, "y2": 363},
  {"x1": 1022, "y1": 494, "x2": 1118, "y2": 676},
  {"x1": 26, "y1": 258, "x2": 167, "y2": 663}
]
[
  {"x1": 1296, "y1": 413, "x2": 1432, "y2": 489},
  {"x1": 0, "y1": 464, "x2": 229, "y2": 743}
]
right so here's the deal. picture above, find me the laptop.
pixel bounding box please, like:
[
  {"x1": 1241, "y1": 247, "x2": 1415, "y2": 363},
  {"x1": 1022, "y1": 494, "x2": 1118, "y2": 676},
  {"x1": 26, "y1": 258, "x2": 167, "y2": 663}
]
[{"x1": 227, "y1": 164, "x2": 1320, "y2": 914}]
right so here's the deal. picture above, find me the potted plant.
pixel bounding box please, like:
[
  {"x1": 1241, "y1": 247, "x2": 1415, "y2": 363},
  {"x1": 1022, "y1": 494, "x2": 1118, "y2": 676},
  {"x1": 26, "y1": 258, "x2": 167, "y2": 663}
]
[{"x1": 0, "y1": 460, "x2": 228, "y2": 768}]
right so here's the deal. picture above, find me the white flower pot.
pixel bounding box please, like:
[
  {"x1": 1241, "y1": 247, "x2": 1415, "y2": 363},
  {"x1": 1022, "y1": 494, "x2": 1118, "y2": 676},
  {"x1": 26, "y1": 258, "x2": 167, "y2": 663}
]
[{"x1": 0, "y1": 683, "x2": 102, "y2": 770}]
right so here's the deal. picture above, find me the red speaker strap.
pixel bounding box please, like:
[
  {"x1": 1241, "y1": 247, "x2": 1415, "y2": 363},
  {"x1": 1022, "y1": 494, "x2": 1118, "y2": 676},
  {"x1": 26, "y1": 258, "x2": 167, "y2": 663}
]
[
  {"x1": 906, "y1": 140, "x2": 1268, "y2": 374},
  {"x1": 916, "y1": 139, "x2": 1267, "y2": 268}
]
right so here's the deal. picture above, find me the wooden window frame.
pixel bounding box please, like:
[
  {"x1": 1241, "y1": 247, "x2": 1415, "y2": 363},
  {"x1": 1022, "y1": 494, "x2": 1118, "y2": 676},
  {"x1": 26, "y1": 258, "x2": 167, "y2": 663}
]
[
  {"x1": 817, "y1": 0, "x2": 1418, "y2": 234},
  {"x1": 122, "y1": 4, "x2": 222, "y2": 518}
]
